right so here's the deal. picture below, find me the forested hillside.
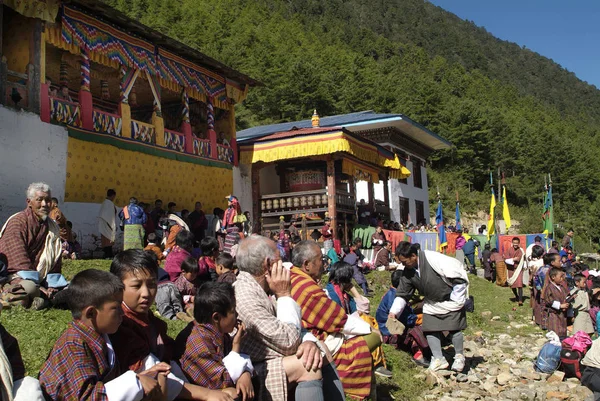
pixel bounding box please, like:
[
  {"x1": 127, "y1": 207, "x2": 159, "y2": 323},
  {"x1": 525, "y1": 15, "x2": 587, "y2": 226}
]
[{"x1": 104, "y1": 0, "x2": 600, "y2": 248}]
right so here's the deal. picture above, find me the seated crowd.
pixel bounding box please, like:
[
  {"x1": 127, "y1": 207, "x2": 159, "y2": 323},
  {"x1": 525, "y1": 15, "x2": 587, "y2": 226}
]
[{"x1": 4, "y1": 182, "x2": 599, "y2": 399}]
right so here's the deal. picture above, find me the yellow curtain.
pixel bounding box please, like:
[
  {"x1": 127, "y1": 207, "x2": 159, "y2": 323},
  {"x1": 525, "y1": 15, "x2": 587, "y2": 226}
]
[
  {"x1": 342, "y1": 159, "x2": 380, "y2": 183},
  {"x1": 5, "y1": 0, "x2": 59, "y2": 23},
  {"x1": 240, "y1": 131, "x2": 406, "y2": 177}
]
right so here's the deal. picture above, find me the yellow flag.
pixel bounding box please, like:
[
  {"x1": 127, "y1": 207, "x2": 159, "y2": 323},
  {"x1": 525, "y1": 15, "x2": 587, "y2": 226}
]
[
  {"x1": 503, "y1": 186, "x2": 511, "y2": 229},
  {"x1": 487, "y1": 190, "x2": 496, "y2": 240}
]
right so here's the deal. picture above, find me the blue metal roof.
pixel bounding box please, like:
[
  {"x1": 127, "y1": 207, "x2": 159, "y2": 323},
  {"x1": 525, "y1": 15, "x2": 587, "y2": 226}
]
[{"x1": 236, "y1": 110, "x2": 452, "y2": 150}]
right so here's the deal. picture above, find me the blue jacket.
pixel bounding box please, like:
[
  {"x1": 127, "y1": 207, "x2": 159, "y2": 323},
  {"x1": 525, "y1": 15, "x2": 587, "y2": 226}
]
[
  {"x1": 326, "y1": 283, "x2": 356, "y2": 314},
  {"x1": 376, "y1": 287, "x2": 418, "y2": 336},
  {"x1": 119, "y1": 203, "x2": 147, "y2": 225}
]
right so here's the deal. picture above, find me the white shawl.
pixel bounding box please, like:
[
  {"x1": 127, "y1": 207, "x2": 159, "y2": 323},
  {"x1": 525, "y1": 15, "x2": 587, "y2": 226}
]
[
  {"x1": 421, "y1": 250, "x2": 470, "y2": 316},
  {"x1": 98, "y1": 199, "x2": 117, "y2": 242},
  {"x1": 506, "y1": 247, "x2": 526, "y2": 286}
]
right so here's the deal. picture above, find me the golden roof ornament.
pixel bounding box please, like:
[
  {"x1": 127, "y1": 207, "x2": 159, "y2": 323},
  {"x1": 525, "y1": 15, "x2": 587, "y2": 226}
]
[{"x1": 311, "y1": 109, "x2": 320, "y2": 128}]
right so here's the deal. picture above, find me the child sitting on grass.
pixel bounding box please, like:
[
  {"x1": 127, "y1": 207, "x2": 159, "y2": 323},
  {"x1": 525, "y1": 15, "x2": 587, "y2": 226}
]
[
  {"x1": 176, "y1": 282, "x2": 254, "y2": 400},
  {"x1": 109, "y1": 249, "x2": 237, "y2": 401},
  {"x1": 216, "y1": 253, "x2": 237, "y2": 284},
  {"x1": 39, "y1": 269, "x2": 167, "y2": 401},
  {"x1": 144, "y1": 233, "x2": 165, "y2": 262},
  {"x1": 175, "y1": 256, "x2": 200, "y2": 312},
  {"x1": 542, "y1": 267, "x2": 570, "y2": 339}
]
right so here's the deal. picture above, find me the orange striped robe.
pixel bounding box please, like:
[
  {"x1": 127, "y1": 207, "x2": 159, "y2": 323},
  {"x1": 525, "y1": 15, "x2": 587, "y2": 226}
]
[{"x1": 290, "y1": 267, "x2": 372, "y2": 400}]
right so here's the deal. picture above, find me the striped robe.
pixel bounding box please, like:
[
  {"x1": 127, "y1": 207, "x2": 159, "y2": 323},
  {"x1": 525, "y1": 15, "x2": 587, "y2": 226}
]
[{"x1": 290, "y1": 267, "x2": 372, "y2": 400}]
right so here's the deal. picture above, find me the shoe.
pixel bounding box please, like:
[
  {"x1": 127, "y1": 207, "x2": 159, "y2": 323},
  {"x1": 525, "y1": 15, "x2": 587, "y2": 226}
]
[
  {"x1": 176, "y1": 311, "x2": 194, "y2": 323},
  {"x1": 31, "y1": 297, "x2": 48, "y2": 311},
  {"x1": 412, "y1": 357, "x2": 430, "y2": 368},
  {"x1": 451, "y1": 354, "x2": 465, "y2": 372},
  {"x1": 374, "y1": 366, "x2": 393, "y2": 378},
  {"x1": 428, "y1": 358, "x2": 449, "y2": 372}
]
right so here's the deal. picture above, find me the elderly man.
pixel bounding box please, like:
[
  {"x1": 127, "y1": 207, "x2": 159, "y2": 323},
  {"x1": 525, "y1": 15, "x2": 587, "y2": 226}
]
[
  {"x1": 97, "y1": 189, "x2": 118, "y2": 259},
  {"x1": 235, "y1": 235, "x2": 343, "y2": 401},
  {"x1": 0, "y1": 183, "x2": 64, "y2": 309},
  {"x1": 391, "y1": 241, "x2": 469, "y2": 372},
  {"x1": 290, "y1": 240, "x2": 377, "y2": 400}
]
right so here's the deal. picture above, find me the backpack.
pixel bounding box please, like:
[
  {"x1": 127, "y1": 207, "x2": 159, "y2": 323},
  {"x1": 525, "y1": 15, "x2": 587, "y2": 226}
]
[
  {"x1": 534, "y1": 342, "x2": 562, "y2": 373},
  {"x1": 559, "y1": 347, "x2": 584, "y2": 379},
  {"x1": 558, "y1": 332, "x2": 592, "y2": 379}
]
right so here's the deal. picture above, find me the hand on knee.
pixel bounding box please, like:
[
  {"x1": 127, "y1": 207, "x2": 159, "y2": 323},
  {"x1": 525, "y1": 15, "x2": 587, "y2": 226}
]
[{"x1": 283, "y1": 354, "x2": 322, "y2": 383}]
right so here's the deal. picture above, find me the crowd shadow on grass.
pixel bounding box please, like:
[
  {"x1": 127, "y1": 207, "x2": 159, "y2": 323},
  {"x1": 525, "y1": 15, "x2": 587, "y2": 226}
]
[{"x1": 377, "y1": 383, "x2": 401, "y2": 401}]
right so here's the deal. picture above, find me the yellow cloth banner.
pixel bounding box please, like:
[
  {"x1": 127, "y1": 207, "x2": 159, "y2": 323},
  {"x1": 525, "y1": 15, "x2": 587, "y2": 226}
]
[
  {"x1": 487, "y1": 191, "x2": 496, "y2": 240},
  {"x1": 65, "y1": 137, "x2": 232, "y2": 212},
  {"x1": 5, "y1": 0, "x2": 59, "y2": 23},
  {"x1": 342, "y1": 159, "x2": 380, "y2": 183},
  {"x1": 503, "y1": 186, "x2": 512, "y2": 229},
  {"x1": 240, "y1": 131, "x2": 406, "y2": 177}
]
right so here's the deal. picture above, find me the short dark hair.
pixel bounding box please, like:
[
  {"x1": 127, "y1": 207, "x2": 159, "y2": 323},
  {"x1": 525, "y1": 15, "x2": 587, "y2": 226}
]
[
  {"x1": 68, "y1": 269, "x2": 124, "y2": 319},
  {"x1": 534, "y1": 236, "x2": 542, "y2": 242},
  {"x1": 574, "y1": 273, "x2": 586, "y2": 283},
  {"x1": 51, "y1": 197, "x2": 59, "y2": 203},
  {"x1": 147, "y1": 233, "x2": 157, "y2": 243},
  {"x1": 110, "y1": 249, "x2": 158, "y2": 281},
  {"x1": 168, "y1": 202, "x2": 176, "y2": 208},
  {"x1": 391, "y1": 270, "x2": 402, "y2": 288},
  {"x1": 353, "y1": 237, "x2": 362, "y2": 246},
  {"x1": 181, "y1": 256, "x2": 199, "y2": 274},
  {"x1": 548, "y1": 267, "x2": 563, "y2": 280},
  {"x1": 329, "y1": 261, "x2": 354, "y2": 285},
  {"x1": 531, "y1": 245, "x2": 544, "y2": 259},
  {"x1": 216, "y1": 253, "x2": 234, "y2": 270},
  {"x1": 107, "y1": 189, "x2": 116, "y2": 197},
  {"x1": 176, "y1": 230, "x2": 195, "y2": 250},
  {"x1": 155, "y1": 199, "x2": 163, "y2": 205},
  {"x1": 200, "y1": 236, "x2": 219, "y2": 255},
  {"x1": 194, "y1": 282, "x2": 235, "y2": 324},
  {"x1": 484, "y1": 243, "x2": 490, "y2": 250},
  {"x1": 395, "y1": 241, "x2": 419, "y2": 258},
  {"x1": 552, "y1": 241, "x2": 558, "y2": 247},
  {"x1": 543, "y1": 253, "x2": 560, "y2": 266},
  {"x1": 512, "y1": 237, "x2": 520, "y2": 243}
]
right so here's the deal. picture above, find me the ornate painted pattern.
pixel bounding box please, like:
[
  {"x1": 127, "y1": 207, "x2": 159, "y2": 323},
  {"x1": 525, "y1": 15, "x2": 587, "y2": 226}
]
[
  {"x1": 50, "y1": 98, "x2": 81, "y2": 127},
  {"x1": 62, "y1": 6, "x2": 157, "y2": 75},
  {"x1": 93, "y1": 109, "x2": 122, "y2": 136},
  {"x1": 216, "y1": 144, "x2": 234, "y2": 164},
  {"x1": 131, "y1": 120, "x2": 156, "y2": 144},
  {"x1": 165, "y1": 130, "x2": 185, "y2": 152},
  {"x1": 193, "y1": 138, "x2": 211, "y2": 158}
]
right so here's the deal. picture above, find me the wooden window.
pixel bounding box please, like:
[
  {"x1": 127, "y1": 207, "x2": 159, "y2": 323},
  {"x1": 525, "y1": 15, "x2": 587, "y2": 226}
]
[
  {"x1": 415, "y1": 200, "x2": 425, "y2": 225},
  {"x1": 412, "y1": 161, "x2": 423, "y2": 189},
  {"x1": 399, "y1": 196, "x2": 410, "y2": 224}
]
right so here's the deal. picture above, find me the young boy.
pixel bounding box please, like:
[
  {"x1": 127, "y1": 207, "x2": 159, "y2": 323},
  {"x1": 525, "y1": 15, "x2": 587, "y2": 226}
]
[
  {"x1": 175, "y1": 282, "x2": 254, "y2": 399},
  {"x1": 175, "y1": 256, "x2": 200, "y2": 311},
  {"x1": 145, "y1": 233, "x2": 165, "y2": 261},
  {"x1": 39, "y1": 269, "x2": 167, "y2": 401},
  {"x1": 216, "y1": 253, "x2": 237, "y2": 284},
  {"x1": 109, "y1": 249, "x2": 235, "y2": 401},
  {"x1": 571, "y1": 274, "x2": 595, "y2": 335},
  {"x1": 375, "y1": 270, "x2": 430, "y2": 367}
]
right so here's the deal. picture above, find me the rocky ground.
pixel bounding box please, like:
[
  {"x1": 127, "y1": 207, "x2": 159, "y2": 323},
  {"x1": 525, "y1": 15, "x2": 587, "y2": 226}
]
[{"x1": 414, "y1": 312, "x2": 595, "y2": 401}]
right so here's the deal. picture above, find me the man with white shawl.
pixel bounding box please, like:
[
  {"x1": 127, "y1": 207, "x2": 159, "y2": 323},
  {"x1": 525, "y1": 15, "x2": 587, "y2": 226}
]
[
  {"x1": 97, "y1": 189, "x2": 118, "y2": 259},
  {"x1": 390, "y1": 241, "x2": 469, "y2": 372},
  {"x1": 0, "y1": 183, "x2": 64, "y2": 309}
]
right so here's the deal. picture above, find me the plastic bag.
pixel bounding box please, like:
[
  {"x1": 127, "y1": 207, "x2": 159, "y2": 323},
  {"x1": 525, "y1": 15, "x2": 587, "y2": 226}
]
[{"x1": 534, "y1": 331, "x2": 562, "y2": 373}]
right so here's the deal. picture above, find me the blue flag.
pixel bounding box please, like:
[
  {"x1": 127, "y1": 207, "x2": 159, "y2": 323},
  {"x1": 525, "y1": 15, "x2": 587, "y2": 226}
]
[
  {"x1": 455, "y1": 202, "x2": 461, "y2": 231},
  {"x1": 436, "y1": 200, "x2": 447, "y2": 251}
]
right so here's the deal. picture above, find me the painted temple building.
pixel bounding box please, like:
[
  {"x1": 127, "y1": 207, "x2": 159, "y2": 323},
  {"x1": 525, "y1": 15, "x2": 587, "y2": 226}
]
[
  {"x1": 234, "y1": 111, "x2": 451, "y2": 243},
  {"x1": 0, "y1": 0, "x2": 257, "y2": 251}
]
